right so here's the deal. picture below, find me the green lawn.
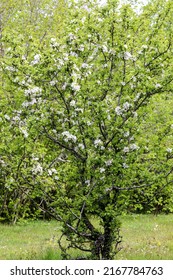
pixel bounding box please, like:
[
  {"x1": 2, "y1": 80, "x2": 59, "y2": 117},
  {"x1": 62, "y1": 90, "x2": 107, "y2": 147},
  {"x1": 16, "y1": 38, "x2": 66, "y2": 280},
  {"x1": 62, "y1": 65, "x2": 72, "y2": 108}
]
[
  {"x1": 117, "y1": 214, "x2": 173, "y2": 260},
  {"x1": 0, "y1": 214, "x2": 173, "y2": 260}
]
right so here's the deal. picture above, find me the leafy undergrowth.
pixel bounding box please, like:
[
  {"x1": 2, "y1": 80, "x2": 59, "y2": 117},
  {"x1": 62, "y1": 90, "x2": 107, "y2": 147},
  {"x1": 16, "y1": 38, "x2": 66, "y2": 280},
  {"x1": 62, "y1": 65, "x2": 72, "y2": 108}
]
[{"x1": 0, "y1": 215, "x2": 173, "y2": 260}]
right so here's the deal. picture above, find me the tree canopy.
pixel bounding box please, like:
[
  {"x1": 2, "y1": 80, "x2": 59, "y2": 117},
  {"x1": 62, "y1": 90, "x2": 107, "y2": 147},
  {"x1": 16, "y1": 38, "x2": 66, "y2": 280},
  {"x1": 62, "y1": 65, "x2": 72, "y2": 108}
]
[{"x1": 1, "y1": 0, "x2": 173, "y2": 259}]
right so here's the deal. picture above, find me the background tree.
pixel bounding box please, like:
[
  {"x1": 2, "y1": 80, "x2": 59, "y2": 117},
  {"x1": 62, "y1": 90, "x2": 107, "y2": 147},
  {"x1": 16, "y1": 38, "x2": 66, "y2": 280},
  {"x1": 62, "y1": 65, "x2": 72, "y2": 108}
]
[
  {"x1": 126, "y1": 94, "x2": 173, "y2": 214},
  {"x1": 0, "y1": 0, "x2": 67, "y2": 223}
]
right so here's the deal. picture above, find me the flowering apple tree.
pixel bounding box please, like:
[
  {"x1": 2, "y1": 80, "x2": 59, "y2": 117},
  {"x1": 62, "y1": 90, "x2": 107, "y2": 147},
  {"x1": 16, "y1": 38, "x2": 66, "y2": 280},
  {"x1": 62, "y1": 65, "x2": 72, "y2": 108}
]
[{"x1": 2, "y1": 0, "x2": 173, "y2": 259}]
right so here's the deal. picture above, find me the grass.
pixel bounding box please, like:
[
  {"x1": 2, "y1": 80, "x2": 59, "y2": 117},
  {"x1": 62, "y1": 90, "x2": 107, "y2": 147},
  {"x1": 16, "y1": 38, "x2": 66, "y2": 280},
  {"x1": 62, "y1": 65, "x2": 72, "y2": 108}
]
[
  {"x1": 0, "y1": 214, "x2": 173, "y2": 260},
  {"x1": 116, "y1": 214, "x2": 173, "y2": 260},
  {"x1": 0, "y1": 220, "x2": 61, "y2": 260}
]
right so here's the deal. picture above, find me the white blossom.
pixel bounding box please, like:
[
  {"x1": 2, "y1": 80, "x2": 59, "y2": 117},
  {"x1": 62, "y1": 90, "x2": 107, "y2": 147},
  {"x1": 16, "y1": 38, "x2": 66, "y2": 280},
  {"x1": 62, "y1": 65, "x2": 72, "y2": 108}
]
[
  {"x1": 141, "y1": 45, "x2": 148, "y2": 49},
  {"x1": 48, "y1": 169, "x2": 53, "y2": 176},
  {"x1": 13, "y1": 77, "x2": 19, "y2": 83},
  {"x1": 70, "y1": 100, "x2": 76, "y2": 107},
  {"x1": 32, "y1": 163, "x2": 43, "y2": 175},
  {"x1": 129, "y1": 136, "x2": 134, "y2": 142},
  {"x1": 68, "y1": 33, "x2": 76, "y2": 41},
  {"x1": 4, "y1": 114, "x2": 10, "y2": 121},
  {"x1": 30, "y1": 98, "x2": 37, "y2": 105},
  {"x1": 81, "y1": 17, "x2": 86, "y2": 24},
  {"x1": 124, "y1": 131, "x2": 130, "y2": 137},
  {"x1": 166, "y1": 148, "x2": 172, "y2": 153},
  {"x1": 121, "y1": 81, "x2": 126, "y2": 86},
  {"x1": 50, "y1": 80, "x2": 57, "y2": 86},
  {"x1": 72, "y1": 65, "x2": 80, "y2": 73},
  {"x1": 123, "y1": 147, "x2": 130, "y2": 153},
  {"x1": 115, "y1": 106, "x2": 122, "y2": 116},
  {"x1": 20, "y1": 127, "x2": 28, "y2": 138},
  {"x1": 27, "y1": 77, "x2": 32, "y2": 84},
  {"x1": 102, "y1": 45, "x2": 108, "y2": 53},
  {"x1": 130, "y1": 83, "x2": 135, "y2": 89},
  {"x1": 78, "y1": 143, "x2": 85, "y2": 150},
  {"x1": 78, "y1": 45, "x2": 85, "y2": 52},
  {"x1": 105, "y1": 159, "x2": 113, "y2": 166},
  {"x1": 123, "y1": 163, "x2": 129, "y2": 169},
  {"x1": 85, "y1": 180, "x2": 91, "y2": 186},
  {"x1": 87, "y1": 121, "x2": 92, "y2": 126},
  {"x1": 134, "y1": 93, "x2": 141, "y2": 102},
  {"x1": 84, "y1": 70, "x2": 91, "y2": 77},
  {"x1": 107, "y1": 114, "x2": 111, "y2": 120},
  {"x1": 75, "y1": 108, "x2": 83, "y2": 113},
  {"x1": 50, "y1": 38, "x2": 59, "y2": 47},
  {"x1": 5, "y1": 66, "x2": 16, "y2": 72},
  {"x1": 109, "y1": 49, "x2": 116, "y2": 55},
  {"x1": 21, "y1": 80, "x2": 28, "y2": 86},
  {"x1": 133, "y1": 76, "x2": 137, "y2": 82},
  {"x1": 94, "y1": 139, "x2": 102, "y2": 147},
  {"x1": 32, "y1": 156, "x2": 39, "y2": 161},
  {"x1": 133, "y1": 112, "x2": 138, "y2": 118},
  {"x1": 22, "y1": 101, "x2": 29, "y2": 108},
  {"x1": 123, "y1": 102, "x2": 131, "y2": 111},
  {"x1": 57, "y1": 59, "x2": 65, "y2": 67},
  {"x1": 81, "y1": 63, "x2": 88, "y2": 68},
  {"x1": 138, "y1": 50, "x2": 143, "y2": 55},
  {"x1": 155, "y1": 83, "x2": 161, "y2": 89},
  {"x1": 124, "y1": 51, "x2": 132, "y2": 60},
  {"x1": 48, "y1": 168, "x2": 57, "y2": 176},
  {"x1": 130, "y1": 143, "x2": 139, "y2": 151},
  {"x1": 100, "y1": 168, "x2": 105, "y2": 173},
  {"x1": 71, "y1": 82, "x2": 80, "y2": 92},
  {"x1": 83, "y1": 5, "x2": 91, "y2": 12},
  {"x1": 31, "y1": 87, "x2": 42, "y2": 94},
  {"x1": 0, "y1": 159, "x2": 6, "y2": 167},
  {"x1": 24, "y1": 87, "x2": 42, "y2": 96},
  {"x1": 63, "y1": 53, "x2": 69, "y2": 61},
  {"x1": 6, "y1": 47, "x2": 12, "y2": 53},
  {"x1": 12, "y1": 115, "x2": 20, "y2": 122},
  {"x1": 31, "y1": 54, "x2": 41, "y2": 65},
  {"x1": 62, "y1": 83, "x2": 67, "y2": 90},
  {"x1": 62, "y1": 131, "x2": 77, "y2": 142}
]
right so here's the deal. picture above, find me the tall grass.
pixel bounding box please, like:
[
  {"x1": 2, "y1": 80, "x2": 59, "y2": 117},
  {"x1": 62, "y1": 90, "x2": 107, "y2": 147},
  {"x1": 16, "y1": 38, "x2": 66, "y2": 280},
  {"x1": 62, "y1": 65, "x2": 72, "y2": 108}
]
[{"x1": 0, "y1": 214, "x2": 173, "y2": 260}]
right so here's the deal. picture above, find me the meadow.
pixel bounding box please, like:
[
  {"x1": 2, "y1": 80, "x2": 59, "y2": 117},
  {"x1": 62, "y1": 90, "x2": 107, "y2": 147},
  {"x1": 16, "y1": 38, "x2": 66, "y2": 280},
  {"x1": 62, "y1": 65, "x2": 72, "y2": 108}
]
[{"x1": 0, "y1": 214, "x2": 173, "y2": 260}]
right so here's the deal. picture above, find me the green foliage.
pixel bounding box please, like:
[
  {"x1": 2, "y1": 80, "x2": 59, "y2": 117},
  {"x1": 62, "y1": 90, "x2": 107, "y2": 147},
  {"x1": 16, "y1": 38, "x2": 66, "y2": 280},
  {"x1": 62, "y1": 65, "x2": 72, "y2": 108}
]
[{"x1": 125, "y1": 94, "x2": 173, "y2": 214}]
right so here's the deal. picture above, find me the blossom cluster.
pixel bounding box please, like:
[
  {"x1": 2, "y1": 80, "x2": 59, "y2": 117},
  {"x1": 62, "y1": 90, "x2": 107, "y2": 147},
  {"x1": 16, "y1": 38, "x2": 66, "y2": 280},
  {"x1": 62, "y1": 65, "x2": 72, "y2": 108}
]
[
  {"x1": 32, "y1": 163, "x2": 43, "y2": 175},
  {"x1": 62, "y1": 131, "x2": 77, "y2": 143},
  {"x1": 123, "y1": 144, "x2": 139, "y2": 153},
  {"x1": 115, "y1": 102, "x2": 132, "y2": 116},
  {"x1": 19, "y1": 126, "x2": 29, "y2": 138},
  {"x1": 31, "y1": 54, "x2": 41, "y2": 65},
  {"x1": 24, "y1": 87, "x2": 42, "y2": 97},
  {"x1": 94, "y1": 139, "x2": 105, "y2": 150}
]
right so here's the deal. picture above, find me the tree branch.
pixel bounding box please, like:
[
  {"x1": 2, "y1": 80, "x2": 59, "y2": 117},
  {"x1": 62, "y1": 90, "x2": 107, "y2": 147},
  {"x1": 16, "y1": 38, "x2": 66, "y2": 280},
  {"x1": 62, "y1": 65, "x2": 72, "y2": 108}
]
[{"x1": 43, "y1": 126, "x2": 86, "y2": 162}]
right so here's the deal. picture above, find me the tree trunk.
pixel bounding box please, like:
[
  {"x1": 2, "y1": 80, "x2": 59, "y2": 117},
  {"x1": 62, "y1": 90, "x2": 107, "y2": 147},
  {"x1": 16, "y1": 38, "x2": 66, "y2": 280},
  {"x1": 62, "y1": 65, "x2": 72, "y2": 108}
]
[{"x1": 102, "y1": 217, "x2": 113, "y2": 259}]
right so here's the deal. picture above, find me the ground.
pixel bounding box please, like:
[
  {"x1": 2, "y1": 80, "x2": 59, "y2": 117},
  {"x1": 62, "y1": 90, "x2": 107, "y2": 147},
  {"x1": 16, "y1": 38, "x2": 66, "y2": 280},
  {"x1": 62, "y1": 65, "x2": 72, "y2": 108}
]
[{"x1": 0, "y1": 214, "x2": 173, "y2": 260}]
